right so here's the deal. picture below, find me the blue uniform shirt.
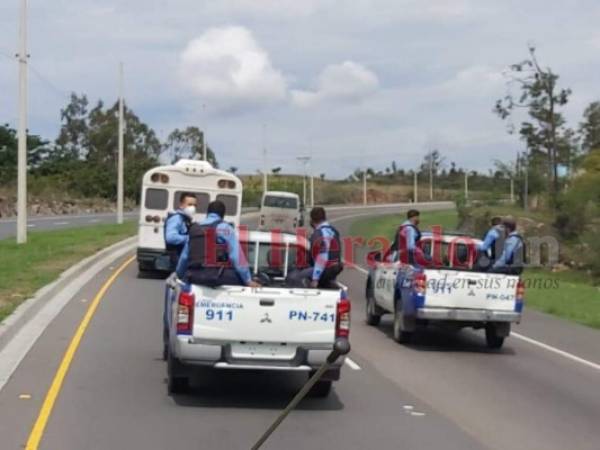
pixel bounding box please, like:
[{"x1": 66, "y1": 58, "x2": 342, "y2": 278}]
[
  {"x1": 165, "y1": 210, "x2": 189, "y2": 246},
  {"x1": 312, "y1": 222, "x2": 336, "y2": 282},
  {"x1": 492, "y1": 232, "x2": 523, "y2": 269},
  {"x1": 402, "y1": 220, "x2": 418, "y2": 251},
  {"x1": 478, "y1": 226, "x2": 501, "y2": 253},
  {"x1": 176, "y1": 213, "x2": 252, "y2": 284}
]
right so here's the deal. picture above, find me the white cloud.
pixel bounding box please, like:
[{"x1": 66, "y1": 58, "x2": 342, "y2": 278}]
[
  {"x1": 291, "y1": 61, "x2": 379, "y2": 108},
  {"x1": 178, "y1": 26, "x2": 287, "y2": 111}
]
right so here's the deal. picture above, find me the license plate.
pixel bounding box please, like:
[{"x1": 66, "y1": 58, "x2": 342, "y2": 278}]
[{"x1": 231, "y1": 343, "x2": 296, "y2": 360}]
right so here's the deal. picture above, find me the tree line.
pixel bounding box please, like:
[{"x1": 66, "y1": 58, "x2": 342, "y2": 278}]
[{"x1": 0, "y1": 93, "x2": 218, "y2": 202}]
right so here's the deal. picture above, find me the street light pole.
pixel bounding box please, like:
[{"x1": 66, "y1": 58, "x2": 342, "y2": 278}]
[
  {"x1": 262, "y1": 124, "x2": 268, "y2": 194},
  {"x1": 413, "y1": 171, "x2": 418, "y2": 203},
  {"x1": 464, "y1": 171, "x2": 469, "y2": 200},
  {"x1": 117, "y1": 62, "x2": 124, "y2": 225},
  {"x1": 362, "y1": 169, "x2": 367, "y2": 205},
  {"x1": 297, "y1": 156, "x2": 310, "y2": 207},
  {"x1": 429, "y1": 150, "x2": 433, "y2": 201},
  {"x1": 16, "y1": 0, "x2": 28, "y2": 244},
  {"x1": 202, "y1": 104, "x2": 207, "y2": 161}
]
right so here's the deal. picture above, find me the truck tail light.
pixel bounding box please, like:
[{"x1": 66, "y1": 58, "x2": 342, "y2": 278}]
[
  {"x1": 414, "y1": 273, "x2": 426, "y2": 295},
  {"x1": 177, "y1": 291, "x2": 195, "y2": 334},
  {"x1": 516, "y1": 279, "x2": 525, "y2": 301},
  {"x1": 336, "y1": 297, "x2": 351, "y2": 338}
]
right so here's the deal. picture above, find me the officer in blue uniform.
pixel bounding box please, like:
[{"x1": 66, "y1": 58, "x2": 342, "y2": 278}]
[
  {"x1": 490, "y1": 217, "x2": 526, "y2": 275},
  {"x1": 164, "y1": 192, "x2": 197, "y2": 269},
  {"x1": 176, "y1": 200, "x2": 261, "y2": 288},
  {"x1": 391, "y1": 209, "x2": 429, "y2": 264},
  {"x1": 477, "y1": 216, "x2": 504, "y2": 268}
]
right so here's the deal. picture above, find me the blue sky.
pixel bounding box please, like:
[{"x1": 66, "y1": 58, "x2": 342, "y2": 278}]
[{"x1": 1, "y1": 0, "x2": 599, "y2": 178}]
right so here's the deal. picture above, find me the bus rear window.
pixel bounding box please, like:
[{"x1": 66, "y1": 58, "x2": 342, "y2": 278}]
[
  {"x1": 263, "y1": 196, "x2": 298, "y2": 209},
  {"x1": 216, "y1": 194, "x2": 238, "y2": 215},
  {"x1": 144, "y1": 188, "x2": 168, "y2": 210},
  {"x1": 174, "y1": 191, "x2": 209, "y2": 213}
]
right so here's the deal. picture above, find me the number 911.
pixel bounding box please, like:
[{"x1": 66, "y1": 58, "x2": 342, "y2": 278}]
[{"x1": 206, "y1": 309, "x2": 233, "y2": 321}]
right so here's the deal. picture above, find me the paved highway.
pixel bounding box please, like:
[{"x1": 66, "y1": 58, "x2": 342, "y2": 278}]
[
  {"x1": 0, "y1": 204, "x2": 599, "y2": 449},
  {"x1": 0, "y1": 212, "x2": 139, "y2": 240}
]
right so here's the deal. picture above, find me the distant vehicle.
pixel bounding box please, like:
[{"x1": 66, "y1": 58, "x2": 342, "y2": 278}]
[
  {"x1": 136, "y1": 159, "x2": 242, "y2": 273},
  {"x1": 258, "y1": 191, "x2": 302, "y2": 232},
  {"x1": 365, "y1": 233, "x2": 524, "y2": 349},
  {"x1": 164, "y1": 230, "x2": 350, "y2": 398}
]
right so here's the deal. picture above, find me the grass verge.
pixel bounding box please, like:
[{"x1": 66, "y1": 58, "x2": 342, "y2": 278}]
[
  {"x1": 0, "y1": 222, "x2": 137, "y2": 323},
  {"x1": 350, "y1": 211, "x2": 600, "y2": 330}
]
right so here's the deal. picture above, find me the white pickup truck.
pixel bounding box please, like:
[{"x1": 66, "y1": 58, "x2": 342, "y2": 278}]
[
  {"x1": 165, "y1": 231, "x2": 350, "y2": 397},
  {"x1": 365, "y1": 233, "x2": 524, "y2": 349}
]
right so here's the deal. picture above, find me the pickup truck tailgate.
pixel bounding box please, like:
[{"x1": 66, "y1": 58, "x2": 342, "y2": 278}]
[
  {"x1": 424, "y1": 270, "x2": 519, "y2": 311},
  {"x1": 191, "y1": 286, "x2": 340, "y2": 344}
]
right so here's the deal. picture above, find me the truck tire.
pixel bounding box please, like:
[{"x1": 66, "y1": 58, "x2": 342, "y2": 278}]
[
  {"x1": 365, "y1": 277, "x2": 382, "y2": 326},
  {"x1": 485, "y1": 324, "x2": 505, "y2": 349},
  {"x1": 167, "y1": 353, "x2": 189, "y2": 395},
  {"x1": 393, "y1": 299, "x2": 413, "y2": 344},
  {"x1": 162, "y1": 327, "x2": 169, "y2": 361},
  {"x1": 308, "y1": 380, "x2": 332, "y2": 398}
]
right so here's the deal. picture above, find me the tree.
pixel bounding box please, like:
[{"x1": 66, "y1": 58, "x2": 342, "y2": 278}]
[
  {"x1": 320, "y1": 173, "x2": 325, "y2": 181},
  {"x1": 229, "y1": 166, "x2": 238, "y2": 174},
  {"x1": 0, "y1": 124, "x2": 51, "y2": 181},
  {"x1": 162, "y1": 126, "x2": 218, "y2": 167},
  {"x1": 419, "y1": 149, "x2": 445, "y2": 176},
  {"x1": 271, "y1": 166, "x2": 282, "y2": 174},
  {"x1": 580, "y1": 101, "x2": 600, "y2": 153},
  {"x1": 54, "y1": 93, "x2": 90, "y2": 161},
  {"x1": 391, "y1": 160, "x2": 397, "y2": 174},
  {"x1": 495, "y1": 45, "x2": 575, "y2": 205}
]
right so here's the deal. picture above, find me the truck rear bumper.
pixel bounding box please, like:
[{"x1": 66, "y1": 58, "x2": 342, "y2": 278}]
[
  {"x1": 416, "y1": 308, "x2": 521, "y2": 322},
  {"x1": 173, "y1": 338, "x2": 343, "y2": 374}
]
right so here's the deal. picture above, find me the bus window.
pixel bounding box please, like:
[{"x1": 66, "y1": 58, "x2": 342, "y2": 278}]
[
  {"x1": 174, "y1": 191, "x2": 210, "y2": 213},
  {"x1": 263, "y1": 196, "x2": 298, "y2": 209},
  {"x1": 216, "y1": 194, "x2": 238, "y2": 215},
  {"x1": 145, "y1": 188, "x2": 168, "y2": 210}
]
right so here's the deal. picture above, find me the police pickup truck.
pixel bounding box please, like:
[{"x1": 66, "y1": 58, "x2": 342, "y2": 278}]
[
  {"x1": 365, "y1": 233, "x2": 524, "y2": 349},
  {"x1": 165, "y1": 231, "x2": 350, "y2": 397}
]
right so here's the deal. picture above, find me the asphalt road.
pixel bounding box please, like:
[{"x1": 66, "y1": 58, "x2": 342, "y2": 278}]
[
  {"x1": 0, "y1": 212, "x2": 139, "y2": 240},
  {"x1": 0, "y1": 204, "x2": 599, "y2": 450}
]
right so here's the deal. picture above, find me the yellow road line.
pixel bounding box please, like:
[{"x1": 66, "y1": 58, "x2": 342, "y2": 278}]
[{"x1": 25, "y1": 255, "x2": 135, "y2": 450}]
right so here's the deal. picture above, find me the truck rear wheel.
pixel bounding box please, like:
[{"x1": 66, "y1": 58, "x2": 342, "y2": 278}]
[
  {"x1": 167, "y1": 353, "x2": 189, "y2": 395},
  {"x1": 308, "y1": 380, "x2": 332, "y2": 398},
  {"x1": 393, "y1": 299, "x2": 413, "y2": 344},
  {"x1": 485, "y1": 324, "x2": 505, "y2": 349},
  {"x1": 365, "y1": 278, "x2": 382, "y2": 326}
]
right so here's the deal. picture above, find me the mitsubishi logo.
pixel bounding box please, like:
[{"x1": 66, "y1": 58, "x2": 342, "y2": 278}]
[
  {"x1": 468, "y1": 289, "x2": 476, "y2": 296},
  {"x1": 260, "y1": 313, "x2": 272, "y2": 324}
]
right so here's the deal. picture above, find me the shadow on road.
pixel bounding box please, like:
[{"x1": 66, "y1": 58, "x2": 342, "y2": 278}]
[
  {"x1": 373, "y1": 318, "x2": 517, "y2": 355},
  {"x1": 169, "y1": 369, "x2": 344, "y2": 411}
]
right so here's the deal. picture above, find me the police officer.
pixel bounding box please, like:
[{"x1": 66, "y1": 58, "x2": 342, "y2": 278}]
[
  {"x1": 477, "y1": 216, "x2": 504, "y2": 266},
  {"x1": 164, "y1": 192, "x2": 197, "y2": 269},
  {"x1": 288, "y1": 207, "x2": 343, "y2": 288},
  {"x1": 391, "y1": 209, "x2": 429, "y2": 264},
  {"x1": 176, "y1": 200, "x2": 261, "y2": 288},
  {"x1": 490, "y1": 217, "x2": 526, "y2": 275}
]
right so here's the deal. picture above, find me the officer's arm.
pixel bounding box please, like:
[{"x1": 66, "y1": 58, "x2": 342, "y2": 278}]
[
  {"x1": 175, "y1": 241, "x2": 190, "y2": 279},
  {"x1": 492, "y1": 237, "x2": 516, "y2": 269},
  {"x1": 406, "y1": 226, "x2": 416, "y2": 251},
  {"x1": 165, "y1": 215, "x2": 187, "y2": 246},
  {"x1": 478, "y1": 229, "x2": 497, "y2": 252},
  {"x1": 220, "y1": 224, "x2": 252, "y2": 285},
  {"x1": 312, "y1": 232, "x2": 332, "y2": 282}
]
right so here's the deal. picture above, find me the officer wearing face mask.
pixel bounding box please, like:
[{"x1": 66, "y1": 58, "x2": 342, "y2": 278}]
[{"x1": 164, "y1": 192, "x2": 197, "y2": 269}]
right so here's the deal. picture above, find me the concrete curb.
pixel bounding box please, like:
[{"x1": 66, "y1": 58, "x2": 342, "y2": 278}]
[{"x1": 0, "y1": 236, "x2": 137, "y2": 391}]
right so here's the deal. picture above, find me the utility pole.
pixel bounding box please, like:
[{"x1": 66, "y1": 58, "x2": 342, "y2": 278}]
[
  {"x1": 297, "y1": 156, "x2": 310, "y2": 207},
  {"x1": 117, "y1": 62, "x2": 124, "y2": 225},
  {"x1": 201, "y1": 104, "x2": 207, "y2": 161},
  {"x1": 413, "y1": 171, "x2": 418, "y2": 203},
  {"x1": 464, "y1": 171, "x2": 469, "y2": 200},
  {"x1": 309, "y1": 145, "x2": 314, "y2": 207},
  {"x1": 510, "y1": 178, "x2": 514, "y2": 203},
  {"x1": 262, "y1": 124, "x2": 267, "y2": 194},
  {"x1": 16, "y1": 0, "x2": 29, "y2": 244},
  {"x1": 429, "y1": 150, "x2": 433, "y2": 201}
]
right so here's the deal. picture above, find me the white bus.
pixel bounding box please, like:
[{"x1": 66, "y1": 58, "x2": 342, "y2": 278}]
[
  {"x1": 258, "y1": 190, "x2": 302, "y2": 233},
  {"x1": 137, "y1": 159, "x2": 242, "y2": 272}
]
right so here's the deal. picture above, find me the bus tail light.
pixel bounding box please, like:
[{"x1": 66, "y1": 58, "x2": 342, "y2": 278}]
[
  {"x1": 177, "y1": 291, "x2": 195, "y2": 334},
  {"x1": 260, "y1": 215, "x2": 265, "y2": 227},
  {"x1": 336, "y1": 297, "x2": 351, "y2": 338}
]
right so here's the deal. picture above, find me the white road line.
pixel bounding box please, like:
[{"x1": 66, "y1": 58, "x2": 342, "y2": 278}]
[
  {"x1": 88, "y1": 219, "x2": 100, "y2": 223},
  {"x1": 511, "y1": 332, "x2": 600, "y2": 372},
  {"x1": 348, "y1": 264, "x2": 600, "y2": 372},
  {"x1": 345, "y1": 357, "x2": 362, "y2": 370},
  {"x1": 53, "y1": 222, "x2": 69, "y2": 225},
  {"x1": 27, "y1": 224, "x2": 36, "y2": 228}
]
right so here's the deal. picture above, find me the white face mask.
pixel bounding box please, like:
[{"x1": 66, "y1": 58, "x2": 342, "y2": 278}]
[{"x1": 183, "y1": 205, "x2": 196, "y2": 217}]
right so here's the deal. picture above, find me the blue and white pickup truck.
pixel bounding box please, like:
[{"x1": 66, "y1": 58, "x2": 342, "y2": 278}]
[
  {"x1": 164, "y1": 231, "x2": 350, "y2": 397},
  {"x1": 365, "y1": 233, "x2": 524, "y2": 349}
]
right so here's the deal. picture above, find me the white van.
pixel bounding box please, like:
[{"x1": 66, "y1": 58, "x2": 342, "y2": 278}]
[
  {"x1": 258, "y1": 191, "x2": 302, "y2": 233},
  {"x1": 137, "y1": 159, "x2": 242, "y2": 272}
]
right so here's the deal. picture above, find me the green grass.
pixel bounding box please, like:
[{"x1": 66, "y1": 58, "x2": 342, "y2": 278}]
[
  {"x1": 0, "y1": 222, "x2": 137, "y2": 323},
  {"x1": 352, "y1": 211, "x2": 600, "y2": 330},
  {"x1": 350, "y1": 209, "x2": 459, "y2": 242}
]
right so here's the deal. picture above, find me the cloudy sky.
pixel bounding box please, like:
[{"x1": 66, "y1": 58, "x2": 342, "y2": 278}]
[{"x1": 1, "y1": 0, "x2": 599, "y2": 177}]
